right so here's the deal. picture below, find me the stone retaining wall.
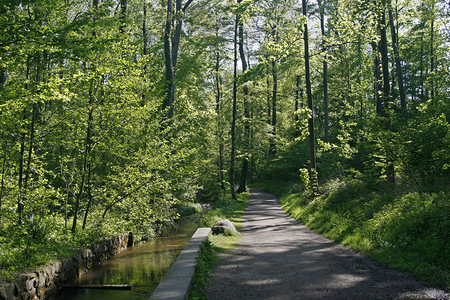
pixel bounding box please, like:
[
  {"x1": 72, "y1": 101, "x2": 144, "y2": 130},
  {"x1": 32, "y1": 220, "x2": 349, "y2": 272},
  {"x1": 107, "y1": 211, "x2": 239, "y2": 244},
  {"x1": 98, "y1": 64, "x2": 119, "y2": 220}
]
[{"x1": 0, "y1": 232, "x2": 133, "y2": 300}]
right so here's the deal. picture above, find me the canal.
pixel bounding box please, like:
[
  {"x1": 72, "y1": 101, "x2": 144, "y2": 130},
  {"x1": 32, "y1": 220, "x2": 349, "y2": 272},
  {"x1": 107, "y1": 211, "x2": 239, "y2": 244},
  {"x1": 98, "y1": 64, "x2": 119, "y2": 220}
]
[{"x1": 50, "y1": 217, "x2": 199, "y2": 300}]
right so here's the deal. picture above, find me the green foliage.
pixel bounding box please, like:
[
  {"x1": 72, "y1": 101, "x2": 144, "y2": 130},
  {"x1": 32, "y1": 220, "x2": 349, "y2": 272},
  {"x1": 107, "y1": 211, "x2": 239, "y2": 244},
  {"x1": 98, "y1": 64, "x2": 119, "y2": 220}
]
[
  {"x1": 280, "y1": 179, "x2": 449, "y2": 289},
  {"x1": 198, "y1": 193, "x2": 249, "y2": 229},
  {"x1": 189, "y1": 240, "x2": 218, "y2": 300},
  {"x1": 398, "y1": 112, "x2": 450, "y2": 185},
  {"x1": 175, "y1": 203, "x2": 203, "y2": 217}
]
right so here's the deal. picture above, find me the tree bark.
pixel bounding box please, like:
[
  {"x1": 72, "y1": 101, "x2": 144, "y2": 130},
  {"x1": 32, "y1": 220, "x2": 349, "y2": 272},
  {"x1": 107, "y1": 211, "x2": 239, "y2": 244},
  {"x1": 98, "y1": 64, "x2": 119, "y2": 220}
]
[
  {"x1": 388, "y1": 2, "x2": 406, "y2": 113},
  {"x1": 163, "y1": 0, "x2": 194, "y2": 121},
  {"x1": 237, "y1": 1, "x2": 250, "y2": 193},
  {"x1": 378, "y1": 5, "x2": 395, "y2": 184},
  {"x1": 0, "y1": 155, "x2": 6, "y2": 220},
  {"x1": 318, "y1": 0, "x2": 329, "y2": 142},
  {"x1": 82, "y1": 161, "x2": 92, "y2": 230},
  {"x1": 17, "y1": 59, "x2": 31, "y2": 221},
  {"x1": 269, "y1": 59, "x2": 277, "y2": 157},
  {"x1": 71, "y1": 99, "x2": 93, "y2": 234},
  {"x1": 372, "y1": 42, "x2": 384, "y2": 115},
  {"x1": 266, "y1": 75, "x2": 271, "y2": 124},
  {"x1": 163, "y1": 0, "x2": 175, "y2": 120},
  {"x1": 215, "y1": 42, "x2": 225, "y2": 192},
  {"x1": 230, "y1": 13, "x2": 238, "y2": 200},
  {"x1": 430, "y1": 12, "x2": 434, "y2": 101},
  {"x1": 119, "y1": 0, "x2": 127, "y2": 33},
  {"x1": 295, "y1": 75, "x2": 300, "y2": 123},
  {"x1": 302, "y1": 0, "x2": 318, "y2": 194},
  {"x1": 72, "y1": 0, "x2": 97, "y2": 233}
]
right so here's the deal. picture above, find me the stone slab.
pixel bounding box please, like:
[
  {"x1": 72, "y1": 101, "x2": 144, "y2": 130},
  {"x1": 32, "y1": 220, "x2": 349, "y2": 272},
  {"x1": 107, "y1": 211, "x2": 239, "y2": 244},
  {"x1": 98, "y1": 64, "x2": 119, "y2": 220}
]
[{"x1": 149, "y1": 227, "x2": 211, "y2": 300}]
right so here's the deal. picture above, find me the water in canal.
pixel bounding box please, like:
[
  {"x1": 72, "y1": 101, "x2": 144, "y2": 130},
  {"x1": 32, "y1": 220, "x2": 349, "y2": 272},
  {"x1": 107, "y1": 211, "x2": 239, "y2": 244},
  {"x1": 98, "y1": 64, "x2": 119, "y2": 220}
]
[{"x1": 50, "y1": 217, "x2": 199, "y2": 300}]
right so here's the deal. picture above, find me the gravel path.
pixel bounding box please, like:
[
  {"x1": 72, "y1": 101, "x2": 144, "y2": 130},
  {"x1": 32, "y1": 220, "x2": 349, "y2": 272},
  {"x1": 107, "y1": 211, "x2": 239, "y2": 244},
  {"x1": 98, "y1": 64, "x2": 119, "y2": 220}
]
[{"x1": 206, "y1": 188, "x2": 448, "y2": 300}]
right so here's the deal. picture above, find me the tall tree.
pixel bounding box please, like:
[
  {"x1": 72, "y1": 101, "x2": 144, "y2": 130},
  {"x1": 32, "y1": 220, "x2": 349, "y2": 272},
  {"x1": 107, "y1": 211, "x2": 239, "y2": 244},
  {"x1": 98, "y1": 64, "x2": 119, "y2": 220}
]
[
  {"x1": 230, "y1": 10, "x2": 239, "y2": 200},
  {"x1": 388, "y1": 0, "x2": 406, "y2": 113},
  {"x1": 318, "y1": 0, "x2": 329, "y2": 142},
  {"x1": 302, "y1": 0, "x2": 318, "y2": 194},
  {"x1": 237, "y1": 0, "x2": 250, "y2": 193},
  {"x1": 162, "y1": 0, "x2": 194, "y2": 121}
]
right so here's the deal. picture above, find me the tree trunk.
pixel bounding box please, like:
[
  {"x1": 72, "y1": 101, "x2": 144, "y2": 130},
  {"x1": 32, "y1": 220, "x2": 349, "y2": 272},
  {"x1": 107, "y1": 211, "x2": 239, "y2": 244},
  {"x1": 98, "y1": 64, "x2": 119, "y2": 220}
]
[
  {"x1": 162, "y1": 0, "x2": 194, "y2": 121},
  {"x1": 388, "y1": 2, "x2": 406, "y2": 113},
  {"x1": 163, "y1": 0, "x2": 175, "y2": 121},
  {"x1": 215, "y1": 42, "x2": 225, "y2": 192},
  {"x1": 142, "y1": 1, "x2": 147, "y2": 105},
  {"x1": 119, "y1": 0, "x2": 127, "y2": 33},
  {"x1": 73, "y1": 0, "x2": 98, "y2": 233},
  {"x1": 230, "y1": 13, "x2": 238, "y2": 200},
  {"x1": 71, "y1": 103, "x2": 93, "y2": 234},
  {"x1": 430, "y1": 13, "x2": 434, "y2": 101},
  {"x1": 378, "y1": 6, "x2": 395, "y2": 184},
  {"x1": 302, "y1": 0, "x2": 318, "y2": 194},
  {"x1": 295, "y1": 75, "x2": 300, "y2": 123},
  {"x1": 82, "y1": 161, "x2": 92, "y2": 230},
  {"x1": 372, "y1": 42, "x2": 384, "y2": 115},
  {"x1": 318, "y1": 0, "x2": 329, "y2": 142},
  {"x1": 266, "y1": 75, "x2": 271, "y2": 124},
  {"x1": 379, "y1": 10, "x2": 390, "y2": 111},
  {"x1": 0, "y1": 156, "x2": 6, "y2": 220},
  {"x1": 17, "y1": 59, "x2": 31, "y2": 221},
  {"x1": 237, "y1": 2, "x2": 250, "y2": 193},
  {"x1": 269, "y1": 60, "x2": 277, "y2": 157}
]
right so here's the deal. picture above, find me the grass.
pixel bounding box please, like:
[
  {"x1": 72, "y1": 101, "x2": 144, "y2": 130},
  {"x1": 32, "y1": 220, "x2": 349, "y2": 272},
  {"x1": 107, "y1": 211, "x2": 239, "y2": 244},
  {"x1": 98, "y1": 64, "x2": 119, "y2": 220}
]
[
  {"x1": 263, "y1": 178, "x2": 449, "y2": 291},
  {"x1": 189, "y1": 192, "x2": 250, "y2": 299}
]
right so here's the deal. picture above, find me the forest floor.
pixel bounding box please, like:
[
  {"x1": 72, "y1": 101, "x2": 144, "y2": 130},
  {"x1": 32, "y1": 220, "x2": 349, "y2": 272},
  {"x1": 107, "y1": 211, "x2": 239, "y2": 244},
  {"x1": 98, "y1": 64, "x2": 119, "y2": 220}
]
[{"x1": 205, "y1": 188, "x2": 449, "y2": 300}]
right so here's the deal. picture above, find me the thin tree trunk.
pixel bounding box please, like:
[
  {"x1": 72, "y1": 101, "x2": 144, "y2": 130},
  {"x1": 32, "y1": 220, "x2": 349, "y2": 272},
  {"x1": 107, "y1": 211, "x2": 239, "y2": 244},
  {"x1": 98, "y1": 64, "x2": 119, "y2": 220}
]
[
  {"x1": 379, "y1": 6, "x2": 395, "y2": 184},
  {"x1": 215, "y1": 43, "x2": 225, "y2": 192},
  {"x1": 295, "y1": 75, "x2": 300, "y2": 123},
  {"x1": 420, "y1": 33, "x2": 424, "y2": 100},
  {"x1": 119, "y1": 0, "x2": 127, "y2": 33},
  {"x1": 0, "y1": 156, "x2": 6, "y2": 219},
  {"x1": 23, "y1": 105, "x2": 36, "y2": 190},
  {"x1": 269, "y1": 59, "x2": 277, "y2": 156},
  {"x1": 430, "y1": 15, "x2": 434, "y2": 101},
  {"x1": 388, "y1": 2, "x2": 406, "y2": 112},
  {"x1": 163, "y1": 0, "x2": 175, "y2": 121},
  {"x1": 237, "y1": 2, "x2": 250, "y2": 193},
  {"x1": 23, "y1": 58, "x2": 40, "y2": 193},
  {"x1": 372, "y1": 42, "x2": 384, "y2": 115},
  {"x1": 71, "y1": 105, "x2": 92, "y2": 234},
  {"x1": 318, "y1": 0, "x2": 329, "y2": 142},
  {"x1": 230, "y1": 13, "x2": 238, "y2": 200},
  {"x1": 266, "y1": 75, "x2": 271, "y2": 124},
  {"x1": 82, "y1": 161, "x2": 92, "y2": 230},
  {"x1": 143, "y1": 2, "x2": 147, "y2": 58},
  {"x1": 142, "y1": 1, "x2": 147, "y2": 105},
  {"x1": 17, "y1": 59, "x2": 31, "y2": 221},
  {"x1": 379, "y1": 10, "x2": 390, "y2": 111},
  {"x1": 73, "y1": 0, "x2": 97, "y2": 232},
  {"x1": 302, "y1": 0, "x2": 318, "y2": 194}
]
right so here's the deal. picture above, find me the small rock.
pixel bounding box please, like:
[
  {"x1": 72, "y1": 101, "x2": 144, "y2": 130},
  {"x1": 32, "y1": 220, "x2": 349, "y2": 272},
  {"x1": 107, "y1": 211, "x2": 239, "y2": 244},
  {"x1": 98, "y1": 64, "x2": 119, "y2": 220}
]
[{"x1": 212, "y1": 219, "x2": 237, "y2": 235}]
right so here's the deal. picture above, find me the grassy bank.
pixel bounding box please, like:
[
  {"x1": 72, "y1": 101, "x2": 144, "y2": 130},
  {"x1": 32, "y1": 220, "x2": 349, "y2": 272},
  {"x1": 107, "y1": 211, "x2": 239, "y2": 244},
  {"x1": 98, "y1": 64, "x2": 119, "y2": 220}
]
[
  {"x1": 190, "y1": 192, "x2": 250, "y2": 299},
  {"x1": 264, "y1": 179, "x2": 449, "y2": 291}
]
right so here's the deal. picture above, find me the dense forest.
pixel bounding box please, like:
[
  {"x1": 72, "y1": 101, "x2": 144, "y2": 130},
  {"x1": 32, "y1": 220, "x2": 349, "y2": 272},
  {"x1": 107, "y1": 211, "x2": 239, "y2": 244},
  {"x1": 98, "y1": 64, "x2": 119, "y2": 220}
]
[{"x1": 0, "y1": 0, "x2": 449, "y2": 283}]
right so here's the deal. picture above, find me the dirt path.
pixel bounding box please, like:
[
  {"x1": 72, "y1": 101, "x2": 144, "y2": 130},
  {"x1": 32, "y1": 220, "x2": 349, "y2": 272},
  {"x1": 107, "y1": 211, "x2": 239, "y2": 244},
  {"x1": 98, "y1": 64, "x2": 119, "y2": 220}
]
[{"x1": 206, "y1": 188, "x2": 448, "y2": 300}]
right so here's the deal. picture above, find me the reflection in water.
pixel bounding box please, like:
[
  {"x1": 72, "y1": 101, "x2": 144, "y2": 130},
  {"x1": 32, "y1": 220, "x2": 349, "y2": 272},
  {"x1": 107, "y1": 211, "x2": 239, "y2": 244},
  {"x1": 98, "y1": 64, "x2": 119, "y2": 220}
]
[{"x1": 51, "y1": 219, "x2": 198, "y2": 300}]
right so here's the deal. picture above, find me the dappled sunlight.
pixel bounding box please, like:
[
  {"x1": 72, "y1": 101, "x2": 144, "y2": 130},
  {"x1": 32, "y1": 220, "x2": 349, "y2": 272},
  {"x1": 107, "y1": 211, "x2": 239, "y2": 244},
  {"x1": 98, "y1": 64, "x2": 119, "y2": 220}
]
[{"x1": 207, "y1": 189, "x2": 449, "y2": 300}]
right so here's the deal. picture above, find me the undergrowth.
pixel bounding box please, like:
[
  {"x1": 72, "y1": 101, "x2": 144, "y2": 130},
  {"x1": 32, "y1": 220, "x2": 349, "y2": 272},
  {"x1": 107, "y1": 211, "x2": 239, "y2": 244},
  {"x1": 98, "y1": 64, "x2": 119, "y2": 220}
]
[
  {"x1": 0, "y1": 202, "x2": 201, "y2": 281},
  {"x1": 265, "y1": 179, "x2": 449, "y2": 291},
  {"x1": 189, "y1": 192, "x2": 250, "y2": 299}
]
